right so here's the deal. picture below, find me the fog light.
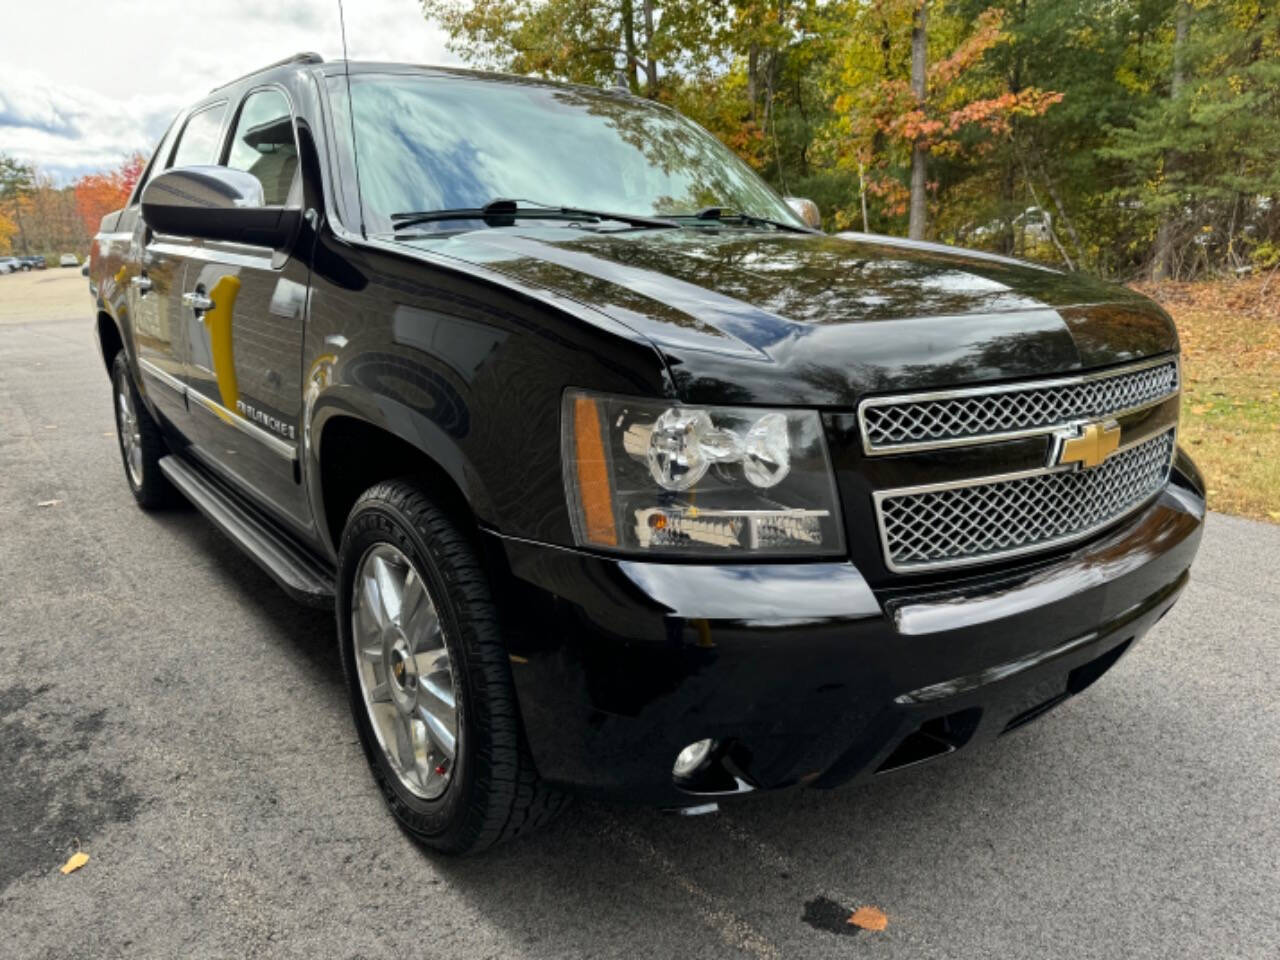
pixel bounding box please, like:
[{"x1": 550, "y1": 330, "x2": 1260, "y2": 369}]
[{"x1": 673, "y1": 738, "x2": 715, "y2": 778}]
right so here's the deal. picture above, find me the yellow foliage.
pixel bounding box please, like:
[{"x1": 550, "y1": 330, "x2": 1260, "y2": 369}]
[{"x1": 0, "y1": 211, "x2": 16, "y2": 254}]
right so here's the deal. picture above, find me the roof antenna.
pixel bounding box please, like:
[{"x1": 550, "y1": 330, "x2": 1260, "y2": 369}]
[{"x1": 338, "y1": 0, "x2": 366, "y2": 237}]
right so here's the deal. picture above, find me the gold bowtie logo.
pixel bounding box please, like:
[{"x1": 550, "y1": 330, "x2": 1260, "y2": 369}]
[{"x1": 1054, "y1": 420, "x2": 1121, "y2": 470}]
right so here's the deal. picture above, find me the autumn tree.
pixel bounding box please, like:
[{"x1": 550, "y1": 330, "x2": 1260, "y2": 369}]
[
  {"x1": 0, "y1": 154, "x2": 36, "y2": 255},
  {"x1": 0, "y1": 211, "x2": 17, "y2": 254},
  {"x1": 824, "y1": 3, "x2": 1061, "y2": 235},
  {"x1": 73, "y1": 152, "x2": 146, "y2": 237}
]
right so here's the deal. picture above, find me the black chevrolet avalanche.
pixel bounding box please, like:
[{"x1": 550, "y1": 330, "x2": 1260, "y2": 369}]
[{"x1": 89, "y1": 54, "x2": 1204, "y2": 854}]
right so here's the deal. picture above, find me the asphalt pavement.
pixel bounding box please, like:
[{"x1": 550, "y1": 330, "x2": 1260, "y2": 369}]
[{"x1": 2, "y1": 269, "x2": 1278, "y2": 959}]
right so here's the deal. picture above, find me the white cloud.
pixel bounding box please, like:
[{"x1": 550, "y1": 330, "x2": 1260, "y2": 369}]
[{"x1": 0, "y1": 0, "x2": 460, "y2": 182}]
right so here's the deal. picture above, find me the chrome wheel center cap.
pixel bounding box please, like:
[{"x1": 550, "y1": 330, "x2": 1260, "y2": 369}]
[{"x1": 386, "y1": 633, "x2": 417, "y2": 703}]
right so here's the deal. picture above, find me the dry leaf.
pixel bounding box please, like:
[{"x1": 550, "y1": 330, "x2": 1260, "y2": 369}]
[
  {"x1": 848, "y1": 905, "x2": 888, "y2": 931},
  {"x1": 36, "y1": 499, "x2": 63, "y2": 508},
  {"x1": 60, "y1": 852, "x2": 89, "y2": 875}
]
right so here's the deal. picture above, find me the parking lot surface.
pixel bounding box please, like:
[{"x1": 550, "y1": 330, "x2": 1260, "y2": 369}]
[{"x1": 2, "y1": 269, "x2": 1278, "y2": 958}]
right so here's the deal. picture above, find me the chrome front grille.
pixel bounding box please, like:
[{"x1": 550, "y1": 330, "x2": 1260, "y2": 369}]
[
  {"x1": 860, "y1": 357, "x2": 1179, "y2": 454},
  {"x1": 875, "y1": 428, "x2": 1176, "y2": 572}
]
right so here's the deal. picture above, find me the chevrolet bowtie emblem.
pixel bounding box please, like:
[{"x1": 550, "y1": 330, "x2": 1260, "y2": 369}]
[{"x1": 1053, "y1": 420, "x2": 1121, "y2": 470}]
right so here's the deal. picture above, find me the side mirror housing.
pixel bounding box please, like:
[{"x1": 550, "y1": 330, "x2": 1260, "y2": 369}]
[
  {"x1": 784, "y1": 196, "x2": 821, "y2": 230},
  {"x1": 141, "y1": 165, "x2": 300, "y2": 248}
]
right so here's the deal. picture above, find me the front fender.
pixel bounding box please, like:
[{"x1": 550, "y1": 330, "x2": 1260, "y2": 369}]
[{"x1": 305, "y1": 382, "x2": 498, "y2": 553}]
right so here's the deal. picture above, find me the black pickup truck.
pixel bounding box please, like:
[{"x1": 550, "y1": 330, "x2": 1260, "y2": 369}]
[{"x1": 89, "y1": 53, "x2": 1204, "y2": 854}]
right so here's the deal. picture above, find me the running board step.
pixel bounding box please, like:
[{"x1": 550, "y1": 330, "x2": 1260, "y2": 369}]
[{"x1": 159, "y1": 455, "x2": 335, "y2": 608}]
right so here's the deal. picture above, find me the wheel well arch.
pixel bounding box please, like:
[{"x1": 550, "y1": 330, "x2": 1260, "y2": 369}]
[
  {"x1": 97, "y1": 311, "x2": 124, "y2": 372},
  {"x1": 315, "y1": 415, "x2": 480, "y2": 554}
]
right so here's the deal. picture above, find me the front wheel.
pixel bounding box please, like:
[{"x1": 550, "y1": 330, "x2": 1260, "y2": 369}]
[{"x1": 337, "y1": 479, "x2": 566, "y2": 854}]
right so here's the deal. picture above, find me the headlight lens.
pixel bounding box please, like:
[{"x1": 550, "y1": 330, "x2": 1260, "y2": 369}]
[{"x1": 562, "y1": 390, "x2": 845, "y2": 556}]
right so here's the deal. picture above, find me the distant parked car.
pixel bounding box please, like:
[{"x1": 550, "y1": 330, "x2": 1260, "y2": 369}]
[
  {"x1": 59, "y1": 253, "x2": 80, "y2": 267},
  {"x1": 0, "y1": 256, "x2": 21, "y2": 273},
  {"x1": 20, "y1": 255, "x2": 47, "y2": 270},
  {"x1": 969, "y1": 206, "x2": 1053, "y2": 243}
]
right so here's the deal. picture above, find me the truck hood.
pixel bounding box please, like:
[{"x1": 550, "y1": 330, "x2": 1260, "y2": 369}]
[{"x1": 406, "y1": 227, "x2": 1178, "y2": 406}]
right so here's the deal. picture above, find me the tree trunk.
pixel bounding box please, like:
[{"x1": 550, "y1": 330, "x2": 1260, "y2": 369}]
[
  {"x1": 641, "y1": 0, "x2": 658, "y2": 98},
  {"x1": 908, "y1": 1, "x2": 928, "y2": 241},
  {"x1": 1153, "y1": 0, "x2": 1190, "y2": 281},
  {"x1": 858, "y1": 159, "x2": 870, "y2": 233},
  {"x1": 620, "y1": 0, "x2": 640, "y2": 93}
]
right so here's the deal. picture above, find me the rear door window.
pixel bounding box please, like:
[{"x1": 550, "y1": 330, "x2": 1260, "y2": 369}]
[
  {"x1": 225, "y1": 89, "x2": 298, "y2": 206},
  {"x1": 169, "y1": 104, "x2": 227, "y2": 169}
]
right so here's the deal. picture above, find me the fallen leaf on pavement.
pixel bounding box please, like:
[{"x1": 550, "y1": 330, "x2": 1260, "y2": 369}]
[
  {"x1": 60, "y1": 852, "x2": 89, "y2": 875},
  {"x1": 848, "y1": 906, "x2": 888, "y2": 931}
]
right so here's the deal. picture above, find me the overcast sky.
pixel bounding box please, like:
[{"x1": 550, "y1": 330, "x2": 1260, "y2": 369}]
[{"x1": 0, "y1": 0, "x2": 460, "y2": 183}]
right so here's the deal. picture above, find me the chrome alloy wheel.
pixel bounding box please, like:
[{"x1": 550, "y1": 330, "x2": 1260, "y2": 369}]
[
  {"x1": 116, "y1": 375, "x2": 143, "y2": 487},
  {"x1": 351, "y1": 543, "x2": 459, "y2": 800}
]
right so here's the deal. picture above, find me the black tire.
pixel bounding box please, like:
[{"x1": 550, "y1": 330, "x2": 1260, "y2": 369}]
[
  {"x1": 337, "y1": 479, "x2": 566, "y2": 854},
  {"x1": 110, "y1": 352, "x2": 173, "y2": 509}
]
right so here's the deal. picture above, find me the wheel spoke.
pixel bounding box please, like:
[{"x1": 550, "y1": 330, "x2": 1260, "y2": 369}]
[
  {"x1": 368, "y1": 701, "x2": 399, "y2": 758},
  {"x1": 368, "y1": 681, "x2": 391, "y2": 703},
  {"x1": 417, "y1": 671, "x2": 455, "y2": 714},
  {"x1": 372, "y1": 554, "x2": 403, "y2": 624},
  {"x1": 400, "y1": 569, "x2": 430, "y2": 630},
  {"x1": 409, "y1": 607, "x2": 441, "y2": 655},
  {"x1": 416, "y1": 702, "x2": 457, "y2": 760},
  {"x1": 392, "y1": 712, "x2": 416, "y2": 773},
  {"x1": 360, "y1": 570, "x2": 386, "y2": 630}
]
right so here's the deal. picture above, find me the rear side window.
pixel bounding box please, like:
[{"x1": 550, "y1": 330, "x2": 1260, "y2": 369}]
[
  {"x1": 226, "y1": 89, "x2": 297, "y2": 206},
  {"x1": 169, "y1": 105, "x2": 226, "y2": 169}
]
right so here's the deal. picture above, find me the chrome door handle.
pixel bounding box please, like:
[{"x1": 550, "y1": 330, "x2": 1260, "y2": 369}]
[
  {"x1": 130, "y1": 275, "x2": 152, "y2": 293},
  {"x1": 182, "y1": 291, "x2": 215, "y2": 312}
]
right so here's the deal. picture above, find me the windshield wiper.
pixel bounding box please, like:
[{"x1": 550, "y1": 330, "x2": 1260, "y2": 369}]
[
  {"x1": 674, "y1": 206, "x2": 816, "y2": 234},
  {"x1": 390, "y1": 198, "x2": 679, "y2": 232}
]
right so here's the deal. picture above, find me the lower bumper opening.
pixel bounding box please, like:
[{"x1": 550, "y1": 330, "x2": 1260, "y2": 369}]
[
  {"x1": 876, "y1": 707, "x2": 982, "y2": 774},
  {"x1": 1002, "y1": 636, "x2": 1135, "y2": 735}
]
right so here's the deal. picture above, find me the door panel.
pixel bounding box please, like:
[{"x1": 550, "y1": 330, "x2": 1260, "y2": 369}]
[
  {"x1": 183, "y1": 243, "x2": 311, "y2": 529},
  {"x1": 128, "y1": 220, "x2": 190, "y2": 430}
]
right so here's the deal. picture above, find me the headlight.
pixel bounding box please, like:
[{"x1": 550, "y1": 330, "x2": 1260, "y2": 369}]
[{"x1": 561, "y1": 390, "x2": 845, "y2": 556}]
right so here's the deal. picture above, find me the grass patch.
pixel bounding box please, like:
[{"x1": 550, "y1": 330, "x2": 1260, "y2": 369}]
[{"x1": 1132, "y1": 275, "x2": 1280, "y2": 523}]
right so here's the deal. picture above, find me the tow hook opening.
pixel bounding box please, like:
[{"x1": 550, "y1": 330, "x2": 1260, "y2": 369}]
[{"x1": 876, "y1": 707, "x2": 982, "y2": 774}]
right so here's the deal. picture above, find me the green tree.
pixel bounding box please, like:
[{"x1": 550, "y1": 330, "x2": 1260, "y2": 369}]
[{"x1": 0, "y1": 153, "x2": 36, "y2": 255}]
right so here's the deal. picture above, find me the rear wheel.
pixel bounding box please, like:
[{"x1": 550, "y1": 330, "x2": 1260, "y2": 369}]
[
  {"x1": 111, "y1": 353, "x2": 172, "y2": 508},
  {"x1": 337, "y1": 479, "x2": 566, "y2": 854}
]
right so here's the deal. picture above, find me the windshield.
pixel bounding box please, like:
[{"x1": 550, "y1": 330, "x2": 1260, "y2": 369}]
[{"x1": 326, "y1": 73, "x2": 803, "y2": 235}]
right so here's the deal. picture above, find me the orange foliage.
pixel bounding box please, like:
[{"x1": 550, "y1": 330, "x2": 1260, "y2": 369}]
[
  {"x1": 842, "y1": 4, "x2": 1063, "y2": 187},
  {"x1": 73, "y1": 152, "x2": 145, "y2": 235}
]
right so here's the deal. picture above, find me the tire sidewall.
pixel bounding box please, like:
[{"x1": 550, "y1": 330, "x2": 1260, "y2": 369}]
[
  {"x1": 111, "y1": 355, "x2": 144, "y2": 496},
  {"x1": 337, "y1": 497, "x2": 480, "y2": 846}
]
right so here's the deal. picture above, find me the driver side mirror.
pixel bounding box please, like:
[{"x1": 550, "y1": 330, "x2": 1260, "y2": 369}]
[
  {"x1": 784, "y1": 196, "x2": 821, "y2": 230},
  {"x1": 141, "y1": 165, "x2": 300, "y2": 249}
]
